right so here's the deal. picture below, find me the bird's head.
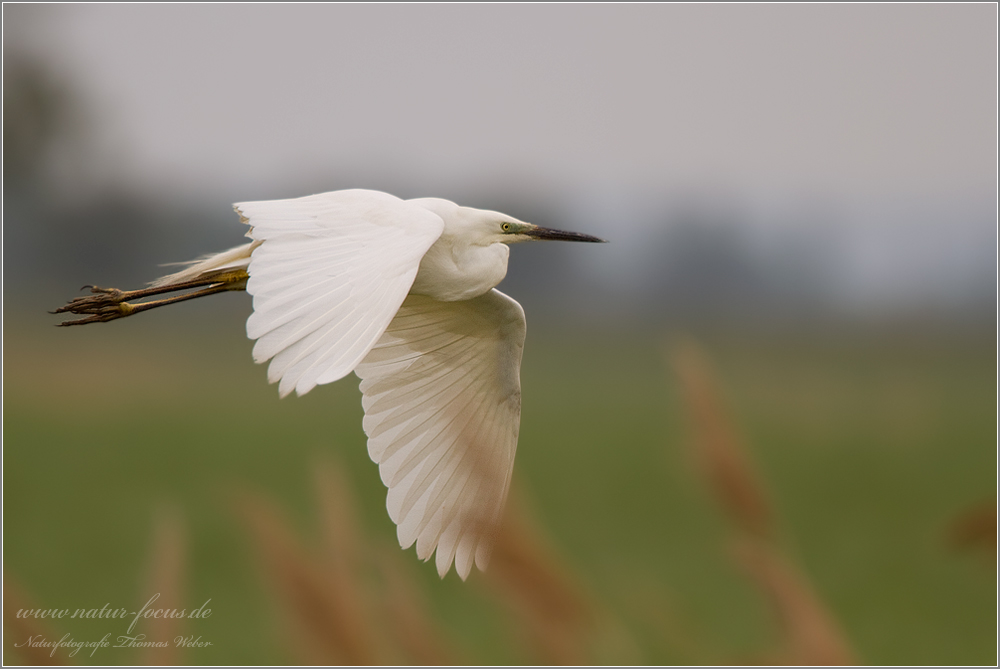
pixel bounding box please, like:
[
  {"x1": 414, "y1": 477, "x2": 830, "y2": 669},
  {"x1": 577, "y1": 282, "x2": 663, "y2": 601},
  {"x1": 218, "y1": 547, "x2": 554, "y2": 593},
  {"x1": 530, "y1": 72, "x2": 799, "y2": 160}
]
[
  {"x1": 464, "y1": 208, "x2": 607, "y2": 246},
  {"x1": 493, "y1": 218, "x2": 607, "y2": 245},
  {"x1": 409, "y1": 198, "x2": 607, "y2": 246}
]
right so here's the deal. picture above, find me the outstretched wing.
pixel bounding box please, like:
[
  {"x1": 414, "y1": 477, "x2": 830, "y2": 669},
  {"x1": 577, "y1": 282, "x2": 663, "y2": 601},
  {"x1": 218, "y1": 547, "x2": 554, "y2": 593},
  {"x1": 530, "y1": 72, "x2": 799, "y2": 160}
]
[
  {"x1": 236, "y1": 189, "x2": 445, "y2": 398},
  {"x1": 355, "y1": 289, "x2": 526, "y2": 580}
]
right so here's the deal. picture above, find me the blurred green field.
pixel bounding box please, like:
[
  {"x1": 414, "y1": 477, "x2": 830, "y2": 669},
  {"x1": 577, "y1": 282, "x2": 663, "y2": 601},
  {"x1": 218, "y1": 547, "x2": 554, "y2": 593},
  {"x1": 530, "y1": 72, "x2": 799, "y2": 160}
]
[{"x1": 3, "y1": 303, "x2": 996, "y2": 665}]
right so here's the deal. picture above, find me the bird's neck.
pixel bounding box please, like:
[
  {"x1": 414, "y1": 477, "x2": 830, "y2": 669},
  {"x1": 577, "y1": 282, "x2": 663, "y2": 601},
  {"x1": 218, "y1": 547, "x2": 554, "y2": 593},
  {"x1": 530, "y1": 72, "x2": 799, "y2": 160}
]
[{"x1": 409, "y1": 238, "x2": 510, "y2": 302}]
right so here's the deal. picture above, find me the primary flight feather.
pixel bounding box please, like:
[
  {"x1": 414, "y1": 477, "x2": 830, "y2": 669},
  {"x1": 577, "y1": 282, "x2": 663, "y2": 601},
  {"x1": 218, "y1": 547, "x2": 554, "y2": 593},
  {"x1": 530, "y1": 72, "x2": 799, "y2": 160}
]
[{"x1": 55, "y1": 188, "x2": 605, "y2": 580}]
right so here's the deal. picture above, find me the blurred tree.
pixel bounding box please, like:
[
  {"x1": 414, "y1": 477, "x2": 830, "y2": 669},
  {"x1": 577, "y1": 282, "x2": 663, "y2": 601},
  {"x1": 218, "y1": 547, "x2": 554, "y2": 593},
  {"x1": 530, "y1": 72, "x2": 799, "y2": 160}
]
[{"x1": 3, "y1": 55, "x2": 80, "y2": 193}]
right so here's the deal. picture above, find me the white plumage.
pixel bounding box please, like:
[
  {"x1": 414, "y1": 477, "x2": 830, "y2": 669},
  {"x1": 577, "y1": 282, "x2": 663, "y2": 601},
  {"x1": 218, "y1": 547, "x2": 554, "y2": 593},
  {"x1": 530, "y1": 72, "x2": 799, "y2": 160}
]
[
  {"x1": 61, "y1": 188, "x2": 603, "y2": 580},
  {"x1": 239, "y1": 190, "x2": 444, "y2": 398},
  {"x1": 356, "y1": 291, "x2": 525, "y2": 579}
]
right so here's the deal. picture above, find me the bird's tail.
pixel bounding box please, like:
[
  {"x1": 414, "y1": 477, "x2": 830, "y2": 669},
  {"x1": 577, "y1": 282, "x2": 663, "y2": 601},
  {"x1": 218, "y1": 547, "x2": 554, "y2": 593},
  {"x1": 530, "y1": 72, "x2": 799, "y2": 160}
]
[
  {"x1": 53, "y1": 242, "x2": 258, "y2": 326},
  {"x1": 149, "y1": 241, "x2": 260, "y2": 287}
]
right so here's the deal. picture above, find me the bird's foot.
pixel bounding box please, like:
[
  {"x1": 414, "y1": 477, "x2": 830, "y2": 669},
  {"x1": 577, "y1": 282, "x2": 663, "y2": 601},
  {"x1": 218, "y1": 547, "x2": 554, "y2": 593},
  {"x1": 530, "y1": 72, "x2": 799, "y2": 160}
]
[
  {"x1": 52, "y1": 286, "x2": 140, "y2": 326},
  {"x1": 52, "y1": 272, "x2": 247, "y2": 327}
]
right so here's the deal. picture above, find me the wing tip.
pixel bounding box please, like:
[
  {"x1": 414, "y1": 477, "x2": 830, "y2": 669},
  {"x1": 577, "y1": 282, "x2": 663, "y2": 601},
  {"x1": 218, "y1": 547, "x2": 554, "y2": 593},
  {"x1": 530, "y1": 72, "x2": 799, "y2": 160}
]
[{"x1": 232, "y1": 204, "x2": 249, "y2": 226}]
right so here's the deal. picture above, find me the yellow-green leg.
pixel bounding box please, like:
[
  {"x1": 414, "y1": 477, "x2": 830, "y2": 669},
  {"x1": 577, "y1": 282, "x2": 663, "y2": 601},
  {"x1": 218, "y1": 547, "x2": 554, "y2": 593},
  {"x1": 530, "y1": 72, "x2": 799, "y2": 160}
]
[{"x1": 53, "y1": 269, "x2": 248, "y2": 326}]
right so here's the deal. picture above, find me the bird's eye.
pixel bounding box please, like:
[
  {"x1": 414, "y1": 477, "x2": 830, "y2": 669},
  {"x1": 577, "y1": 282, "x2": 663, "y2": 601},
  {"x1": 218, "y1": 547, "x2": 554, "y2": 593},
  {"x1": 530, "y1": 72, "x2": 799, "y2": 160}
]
[{"x1": 501, "y1": 222, "x2": 512, "y2": 232}]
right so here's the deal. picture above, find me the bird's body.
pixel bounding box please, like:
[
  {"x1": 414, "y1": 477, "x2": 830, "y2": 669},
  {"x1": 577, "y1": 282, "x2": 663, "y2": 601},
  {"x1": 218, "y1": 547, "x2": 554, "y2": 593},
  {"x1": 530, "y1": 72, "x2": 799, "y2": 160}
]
[
  {"x1": 55, "y1": 188, "x2": 604, "y2": 580},
  {"x1": 411, "y1": 227, "x2": 511, "y2": 302}
]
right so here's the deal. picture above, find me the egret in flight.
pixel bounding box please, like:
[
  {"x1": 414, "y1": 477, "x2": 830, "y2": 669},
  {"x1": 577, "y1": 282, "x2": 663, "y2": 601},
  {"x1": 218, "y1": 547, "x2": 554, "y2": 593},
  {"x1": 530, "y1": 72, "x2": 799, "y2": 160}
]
[{"x1": 55, "y1": 188, "x2": 605, "y2": 580}]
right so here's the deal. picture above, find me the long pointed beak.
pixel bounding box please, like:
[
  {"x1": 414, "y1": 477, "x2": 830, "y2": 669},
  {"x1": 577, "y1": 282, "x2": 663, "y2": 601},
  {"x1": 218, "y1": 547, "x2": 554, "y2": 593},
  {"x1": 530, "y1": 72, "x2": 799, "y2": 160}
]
[{"x1": 524, "y1": 226, "x2": 607, "y2": 243}]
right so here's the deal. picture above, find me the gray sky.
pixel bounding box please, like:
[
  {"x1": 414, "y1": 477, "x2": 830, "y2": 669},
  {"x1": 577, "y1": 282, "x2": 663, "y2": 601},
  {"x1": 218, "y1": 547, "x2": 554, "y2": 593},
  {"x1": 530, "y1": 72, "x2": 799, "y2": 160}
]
[{"x1": 5, "y1": 3, "x2": 997, "y2": 205}]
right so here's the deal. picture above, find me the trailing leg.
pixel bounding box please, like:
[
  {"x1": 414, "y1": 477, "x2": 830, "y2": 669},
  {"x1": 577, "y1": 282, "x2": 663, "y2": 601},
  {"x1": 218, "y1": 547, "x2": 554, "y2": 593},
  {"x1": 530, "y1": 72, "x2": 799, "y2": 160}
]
[{"x1": 53, "y1": 268, "x2": 248, "y2": 326}]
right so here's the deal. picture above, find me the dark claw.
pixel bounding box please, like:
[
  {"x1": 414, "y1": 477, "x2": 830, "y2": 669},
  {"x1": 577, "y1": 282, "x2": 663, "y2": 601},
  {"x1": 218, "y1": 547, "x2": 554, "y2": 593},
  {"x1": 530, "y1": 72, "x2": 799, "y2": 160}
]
[
  {"x1": 54, "y1": 272, "x2": 245, "y2": 326},
  {"x1": 53, "y1": 285, "x2": 132, "y2": 325}
]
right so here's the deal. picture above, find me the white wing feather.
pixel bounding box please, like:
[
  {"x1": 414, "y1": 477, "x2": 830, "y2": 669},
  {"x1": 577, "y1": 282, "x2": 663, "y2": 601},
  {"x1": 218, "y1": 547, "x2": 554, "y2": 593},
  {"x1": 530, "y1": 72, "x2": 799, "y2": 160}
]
[
  {"x1": 236, "y1": 190, "x2": 445, "y2": 397},
  {"x1": 355, "y1": 289, "x2": 526, "y2": 580}
]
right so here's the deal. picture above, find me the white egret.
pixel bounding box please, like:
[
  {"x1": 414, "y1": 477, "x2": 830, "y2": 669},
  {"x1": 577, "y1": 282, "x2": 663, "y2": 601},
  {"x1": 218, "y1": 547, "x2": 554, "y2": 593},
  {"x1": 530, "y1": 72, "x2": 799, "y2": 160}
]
[{"x1": 55, "y1": 188, "x2": 605, "y2": 580}]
